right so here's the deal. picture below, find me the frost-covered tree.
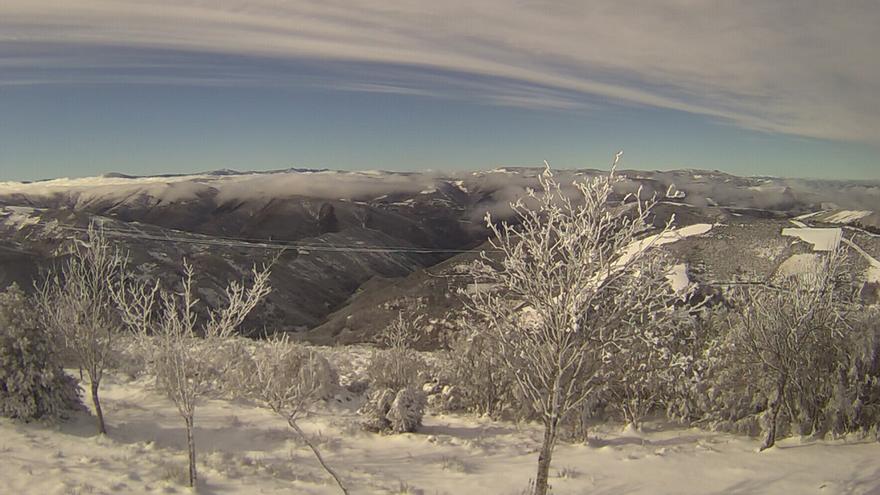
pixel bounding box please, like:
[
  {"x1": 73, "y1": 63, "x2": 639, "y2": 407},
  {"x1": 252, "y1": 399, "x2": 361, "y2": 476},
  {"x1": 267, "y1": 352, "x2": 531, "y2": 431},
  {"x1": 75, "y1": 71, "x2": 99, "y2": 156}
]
[
  {"x1": 0, "y1": 284, "x2": 82, "y2": 420},
  {"x1": 600, "y1": 254, "x2": 699, "y2": 428},
  {"x1": 37, "y1": 222, "x2": 127, "y2": 435},
  {"x1": 115, "y1": 261, "x2": 271, "y2": 489},
  {"x1": 247, "y1": 335, "x2": 349, "y2": 494},
  {"x1": 727, "y1": 248, "x2": 863, "y2": 450},
  {"x1": 467, "y1": 154, "x2": 677, "y2": 495}
]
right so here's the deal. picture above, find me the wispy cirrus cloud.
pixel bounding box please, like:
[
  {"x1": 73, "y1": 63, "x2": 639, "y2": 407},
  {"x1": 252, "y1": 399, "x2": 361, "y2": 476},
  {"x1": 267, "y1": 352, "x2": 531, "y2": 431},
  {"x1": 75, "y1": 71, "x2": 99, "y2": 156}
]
[{"x1": 2, "y1": 0, "x2": 879, "y2": 143}]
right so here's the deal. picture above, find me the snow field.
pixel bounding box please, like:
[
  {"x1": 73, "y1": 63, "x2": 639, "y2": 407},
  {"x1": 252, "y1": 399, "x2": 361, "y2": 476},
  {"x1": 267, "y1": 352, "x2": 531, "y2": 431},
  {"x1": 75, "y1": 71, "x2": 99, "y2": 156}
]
[
  {"x1": 781, "y1": 227, "x2": 842, "y2": 251},
  {"x1": 617, "y1": 224, "x2": 713, "y2": 268},
  {"x1": 792, "y1": 210, "x2": 873, "y2": 225},
  {"x1": 823, "y1": 211, "x2": 873, "y2": 224},
  {"x1": 2, "y1": 368, "x2": 879, "y2": 495}
]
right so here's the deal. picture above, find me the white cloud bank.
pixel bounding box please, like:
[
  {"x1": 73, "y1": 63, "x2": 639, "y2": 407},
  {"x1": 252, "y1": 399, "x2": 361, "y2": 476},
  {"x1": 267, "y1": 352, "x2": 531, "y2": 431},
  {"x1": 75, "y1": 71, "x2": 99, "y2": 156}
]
[{"x1": 2, "y1": 0, "x2": 879, "y2": 143}]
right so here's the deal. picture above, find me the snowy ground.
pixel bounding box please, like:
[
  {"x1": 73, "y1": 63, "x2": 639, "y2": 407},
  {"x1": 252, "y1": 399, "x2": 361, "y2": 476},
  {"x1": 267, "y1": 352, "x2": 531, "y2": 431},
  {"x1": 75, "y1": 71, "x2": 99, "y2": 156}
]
[
  {"x1": 784, "y1": 218, "x2": 880, "y2": 283},
  {"x1": 2, "y1": 372, "x2": 879, "y2": 495},
  {"x1": 793, "y1": 210, "x2": 874, "y2": 225},
  {"x1": 781, "y1": 227, "x2": 842, "y2": 251},
  {"x1": 666, "y1": 263, "x2": 691, "y2": 294},
  {"x1": 618, "y1": 224, "x2": 714, "y2": 267}
]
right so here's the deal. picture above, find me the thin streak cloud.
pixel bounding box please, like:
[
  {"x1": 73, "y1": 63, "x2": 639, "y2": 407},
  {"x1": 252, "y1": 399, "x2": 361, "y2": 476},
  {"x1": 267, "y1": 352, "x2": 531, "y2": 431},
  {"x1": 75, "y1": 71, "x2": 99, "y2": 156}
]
[{"x1": 2, "y1": 1, "x2": 879, "y2": 144}]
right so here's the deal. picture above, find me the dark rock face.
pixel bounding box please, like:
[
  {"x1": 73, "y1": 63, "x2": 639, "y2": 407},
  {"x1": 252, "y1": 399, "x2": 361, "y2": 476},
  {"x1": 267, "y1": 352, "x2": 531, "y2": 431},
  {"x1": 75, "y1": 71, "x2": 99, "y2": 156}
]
[{"x1": 318, "y1": 203, "x2": 339, "y2": 233}]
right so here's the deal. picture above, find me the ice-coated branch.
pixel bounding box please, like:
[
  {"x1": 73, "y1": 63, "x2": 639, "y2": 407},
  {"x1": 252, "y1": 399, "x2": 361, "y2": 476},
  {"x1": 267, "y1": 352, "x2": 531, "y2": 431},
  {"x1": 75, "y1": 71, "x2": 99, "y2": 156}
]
[{"x1": 466, "y1": 153, "x2": 680, "y2": 495}]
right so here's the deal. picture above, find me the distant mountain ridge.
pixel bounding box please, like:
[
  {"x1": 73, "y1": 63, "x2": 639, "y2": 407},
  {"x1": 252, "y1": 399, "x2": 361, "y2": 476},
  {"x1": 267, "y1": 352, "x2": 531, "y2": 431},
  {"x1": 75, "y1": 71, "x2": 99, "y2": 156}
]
[{"x1": 1, "y1": 167, "x2": 877, "y2": 343}]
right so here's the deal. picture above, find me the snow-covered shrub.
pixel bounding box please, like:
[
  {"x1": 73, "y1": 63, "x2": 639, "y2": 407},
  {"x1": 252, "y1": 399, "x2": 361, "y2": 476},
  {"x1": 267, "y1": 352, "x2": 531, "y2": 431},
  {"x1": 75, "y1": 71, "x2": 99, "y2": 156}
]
[
  {"x1": 376, "y1": 305, "x2": 425, "y2": 350},
  {"x1": 106, "y1": 336, "x2": 148, "y2": 380},
  {"x1": 366, "y1": 347, "x2": 427, "y2": 391},
  {"x1": 359, "y1": 387, "x2": 426, "y2": 434},
  {"x1": 668, "y1": 310, "x2": 857, "y2": 439},
  {"x1": 426, "y1": 384, "x2": 466, "y2": 413},
  {"x1": 362, "y1": 306, "x2": 433, "y2": 441},
  {"x1": 345, "y1": 378, "x2": 370, "y2": 395},
  {"x1": 669, "y1": 253, "x2": 880, "y2": 446},
  {"x1": 662, "y1": 308, "x2": 726, "y2": 424},
  {"x1": 557, "y1": 397, "x2": 602, "y2": 443},
  {"x1": 657, "y1": 305, "x2": 767, "y2": 436},
  {"x1": 0, "y1": 284, "x2": 82, "y2": 421},
  {"x1": 248, "y1": 336, "x2": 339, "y2": 410},
  {"x1": 808, "y1": 307, "x2": 880, "y2": 436},
  {"x1": 682, "y1": 333, "x2": 766, "y2": 436},
  {"x1": 210, "y1": 337, "x2": 259, "y2": 399},
  {"x1": 367, "y1": 305, "x2": 431, "y2": 393},
  {"x1": 440, "y1": 325, "x2": 517, "y2": 418},
  {"x1": 387, "y1": 387, "x2": 427, "y2": 433},
  {"x1": 438, "y1": 455, "x2": 470, "y2": 473},
  {"x1": 360, "y1": 388, "x2": 396, "y2": 433}
]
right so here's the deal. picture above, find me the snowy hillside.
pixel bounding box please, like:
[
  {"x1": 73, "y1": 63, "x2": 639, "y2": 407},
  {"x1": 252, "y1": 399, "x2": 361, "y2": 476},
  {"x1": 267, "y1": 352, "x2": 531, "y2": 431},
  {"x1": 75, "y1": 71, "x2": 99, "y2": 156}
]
[
  {"x1": 308, "y1": 216, "x2": 880, "y2": 346},
  {"x1": 1, "y1": 167, "x2": 878, "y2": 340}
]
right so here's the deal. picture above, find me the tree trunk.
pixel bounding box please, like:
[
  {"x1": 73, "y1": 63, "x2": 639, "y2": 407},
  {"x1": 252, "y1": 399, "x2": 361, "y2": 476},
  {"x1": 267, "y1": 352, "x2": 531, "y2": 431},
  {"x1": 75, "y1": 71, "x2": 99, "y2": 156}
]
[
  {"x1": 760, "y1": 380, "x2": 786, "y2": 452},
  {"x1": 90, "y1": 380, "x2": 107, "y2": 435},
  {"x1": 288, "y1": 417, "x2": 350, "y2": 495},
  {"x1": 534, "y1": 420, "x2": 558, "y2": 495},
  {"x1": 185, "y1": 415, "x2": 198, "y2": 489}
]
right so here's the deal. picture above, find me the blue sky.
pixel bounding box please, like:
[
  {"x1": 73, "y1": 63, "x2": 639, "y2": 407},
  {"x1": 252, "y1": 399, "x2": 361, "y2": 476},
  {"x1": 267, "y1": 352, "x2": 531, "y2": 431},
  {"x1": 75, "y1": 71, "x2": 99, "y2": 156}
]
[{"x1": 2, "y1": 1, "x2": 878, "y2": 181}]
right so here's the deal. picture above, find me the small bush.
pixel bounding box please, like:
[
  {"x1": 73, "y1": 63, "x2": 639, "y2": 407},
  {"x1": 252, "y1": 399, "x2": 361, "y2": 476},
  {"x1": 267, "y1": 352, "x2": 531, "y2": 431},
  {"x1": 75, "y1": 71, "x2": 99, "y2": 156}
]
[
  {"x1": 360, "y1": 387, "x2": 426, "y2": 434},
  {"x1": 213, "y1": 338, "x2": 260, "y2": 399},
  {"x1": 366, "y1": 347, "x2": 427, "y2": 391},
  {"x1": 249, "y1": 338, "x2": 339, "y2": 406},
  {"x1": 440, "y1": 326, "x2": 517, "y2": 418},
  {"x1": 387, "y1": 387, "x2": 426, "y2": 433},
  {"x1": 0, "y1": 285, "x2": 82, "y2": 421},
  {"x1": 360, "y1": 388, "x2": 396, "y2": 432},
  {"x1": 106, "y1": 336, "x2": 147, "y2": 380},
  {"x1": 661, "y1": 282, "x2": 880, "y2": 444},
  {"x1": 158, "y1": 460, "x2": 191, "y2": 486}
]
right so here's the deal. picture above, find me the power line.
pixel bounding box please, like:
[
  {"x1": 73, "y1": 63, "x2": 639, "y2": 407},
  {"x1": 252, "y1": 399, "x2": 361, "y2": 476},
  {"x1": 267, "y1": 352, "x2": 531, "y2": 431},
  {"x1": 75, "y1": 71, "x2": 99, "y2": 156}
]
[{"x1": 55, "y1": 224, "x2": 492, "y2": 255}]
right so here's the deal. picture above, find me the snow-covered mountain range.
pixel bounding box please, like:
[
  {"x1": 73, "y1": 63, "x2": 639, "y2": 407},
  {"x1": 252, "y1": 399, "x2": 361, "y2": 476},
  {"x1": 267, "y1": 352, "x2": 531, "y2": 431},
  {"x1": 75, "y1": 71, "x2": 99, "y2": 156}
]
[{"x1": 1, "y1": 167, "x2": 878, "y2": 343}]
